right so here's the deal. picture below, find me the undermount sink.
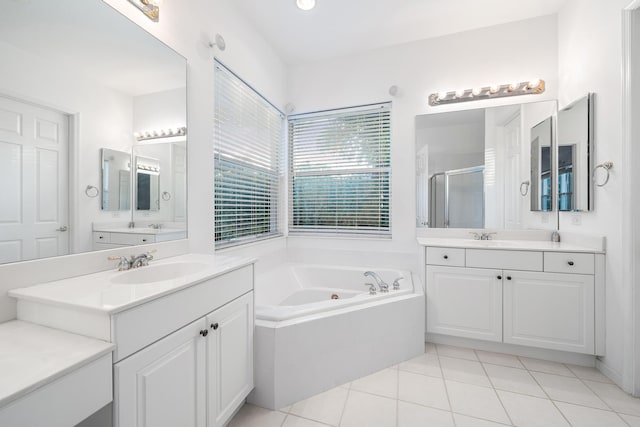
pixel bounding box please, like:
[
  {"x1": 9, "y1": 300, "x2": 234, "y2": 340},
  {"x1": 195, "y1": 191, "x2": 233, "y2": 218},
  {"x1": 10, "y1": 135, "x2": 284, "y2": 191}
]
[
  {"x1": 110, "y1": 262, "x2": 210, "y2": 285},
  {"x1": 463, "y1": 239, "x2": 522, "y2": 248}
]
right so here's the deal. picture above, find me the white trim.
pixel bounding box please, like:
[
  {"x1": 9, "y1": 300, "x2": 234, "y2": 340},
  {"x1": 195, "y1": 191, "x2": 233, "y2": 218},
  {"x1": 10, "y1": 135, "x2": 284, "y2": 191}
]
[{"x1": 622, "y1": 0, "x2": 640, "y2": 397}]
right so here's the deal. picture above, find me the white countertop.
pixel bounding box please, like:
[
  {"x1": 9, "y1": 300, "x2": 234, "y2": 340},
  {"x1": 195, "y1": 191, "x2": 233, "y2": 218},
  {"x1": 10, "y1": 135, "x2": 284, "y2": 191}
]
[
  {"x1": 93, "y1": 227, "x2": 186, "y2": 235},
  {"x1": 9, "y1": 254, "x2": 256, "y2": 315},
  {"x1": 417, "y1": 237, "x2": 605, "y2": 253},
  {"x1": 0, "y1": 320, "x2": 114, "y2": 408}
]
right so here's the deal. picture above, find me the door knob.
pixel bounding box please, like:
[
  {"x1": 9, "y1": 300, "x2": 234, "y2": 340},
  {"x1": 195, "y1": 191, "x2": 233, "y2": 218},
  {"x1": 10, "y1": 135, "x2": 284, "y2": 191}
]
[{"x1": 56, "y1": 226, "x2": 68, "y2": 232}]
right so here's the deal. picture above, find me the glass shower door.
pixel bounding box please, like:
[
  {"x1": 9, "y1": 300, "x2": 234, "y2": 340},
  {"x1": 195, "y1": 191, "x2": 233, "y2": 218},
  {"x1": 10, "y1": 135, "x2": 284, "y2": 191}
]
[{"x1": 446, "y1": 166, "x2": 484, "y2": 228}]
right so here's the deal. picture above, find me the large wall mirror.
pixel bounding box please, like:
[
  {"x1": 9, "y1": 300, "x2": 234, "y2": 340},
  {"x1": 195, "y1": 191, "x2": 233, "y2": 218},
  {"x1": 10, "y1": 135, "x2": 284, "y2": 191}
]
[
  {"x1": 416, "y1": 100, "x2": 558, "y2": 231},
  {"x1": 0, "y1": 0, "x2": 187, "y2": 264}
]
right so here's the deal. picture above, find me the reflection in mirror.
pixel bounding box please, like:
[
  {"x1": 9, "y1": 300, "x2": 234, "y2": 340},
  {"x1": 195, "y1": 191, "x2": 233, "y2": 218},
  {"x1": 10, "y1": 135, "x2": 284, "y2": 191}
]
[
  {"x1": 416, "y1": 100, "x2": 557, "y2": 230},
  {"x1": 557, "y1": 94, "x2": 593, "y2": 211},
  {"x1": 0, "y1": 0, "x2": 186, "y2": 263},
  {"x1": 530, "y1": 117, "x2": 553, "y2": 212},
  {"x1": 101, "y1": 149, "x2": 132, "y2": 211},
  {"x1": 135, "y1": 156, "x2": 161, "y2": 211}
]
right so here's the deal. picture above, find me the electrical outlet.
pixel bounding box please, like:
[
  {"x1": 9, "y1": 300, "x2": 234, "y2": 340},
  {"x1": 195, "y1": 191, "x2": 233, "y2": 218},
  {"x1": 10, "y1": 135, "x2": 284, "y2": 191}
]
[{"x1": 571, "y1": 214, "x2": 582, "y2": 226}]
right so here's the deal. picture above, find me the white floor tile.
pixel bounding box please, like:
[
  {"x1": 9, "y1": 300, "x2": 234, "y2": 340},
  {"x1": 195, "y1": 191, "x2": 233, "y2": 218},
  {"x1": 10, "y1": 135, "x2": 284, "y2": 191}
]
[
  {"x1": 446, "y1": 380, "x2": 510, "y2": 424},
  {"x1": 531, "y1": 372, "x2": 608, "y2": 409},
  {"x1": 566, "y1": 364, "x2": 614, "y2": 383},
  {"x1": 440, "y1": 356, "x2": 491, "y2": 387},
  {"x1": 584, "y1": 380, "x2": 640, "y2": 416},
  {"x1": 339, "y1": 390, "x2": 396, "y2": 427},
  {"x1": 497, "y1": 390, "x2": 569, "y2": 427},
  {"x1": 555, "y1": 401, "x2": 628, "y2": 427},
  {"x1": 620, "y1": 413, "x2": 640, "y2": 426},
  {"x1": 283, "y1": 415, "x2": 332, "y2": 427},
  {"x1": 350, "y1": 368, "x2": 398, "y2": 399},
  {"x1": 519, "y1": 357, "x2": 575, "y2": 377},
  {"x1": 476, "y1": 350, "x2": 525, "y2": 369},
  {"x1": 453, "y1": 413, "x2": 513, "y2": 426},
  {"x1": 227, "y1": 404, "x2": 287, "y2": 427},
  {"x1": 436, "y1": 344, "x2": 478, "y2": 361},
  {"x1": 398, "y1": 370, "x2": 450, "y2": 410},
  {"x1": 397, "y1": 400, "x2": 455, "y2": 427},
  {"x1": 483, "y1": 363, "x2": 546, "y2": 397},
  {"x1": 398, "y1": 353, "x2": 442, "y2": 378},
  {"x1": 289, "y1": 386, "x2": 349, "y2": 426}
]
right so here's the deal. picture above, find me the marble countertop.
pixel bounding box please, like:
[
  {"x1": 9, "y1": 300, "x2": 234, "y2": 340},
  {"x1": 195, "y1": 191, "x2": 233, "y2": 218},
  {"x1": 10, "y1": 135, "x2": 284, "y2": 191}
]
[
  {"x1": 9, "y1": 254, "x2": 255, "y2": 315},
  {"x1": 0, "y1": 321, "x2": 114, "y2": 408},
  {"x1": 417, "y1": 237, "x2": 605, "y2": 253}
]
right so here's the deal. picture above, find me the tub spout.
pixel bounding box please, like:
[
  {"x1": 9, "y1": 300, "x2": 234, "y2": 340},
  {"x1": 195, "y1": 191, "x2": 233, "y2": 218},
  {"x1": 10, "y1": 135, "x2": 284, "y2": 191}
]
[{"x1": 364, "y1": 271, "x2": 389, "y2": 292}]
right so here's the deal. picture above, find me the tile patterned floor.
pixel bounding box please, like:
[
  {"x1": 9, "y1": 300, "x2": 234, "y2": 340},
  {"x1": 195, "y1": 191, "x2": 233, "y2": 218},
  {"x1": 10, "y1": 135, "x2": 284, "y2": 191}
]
[{"x1": 228, "y1": 343, "x2": 640, "y2": 427}]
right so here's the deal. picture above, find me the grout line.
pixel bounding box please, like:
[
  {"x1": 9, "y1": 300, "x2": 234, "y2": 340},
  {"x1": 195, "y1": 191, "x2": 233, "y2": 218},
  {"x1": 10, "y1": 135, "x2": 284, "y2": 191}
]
[
  {"x1": 575, "y1": 376, "x2": 616, "y2": 412},
  {"x1": 477, "y1": 349, "x2": 514, "y2": 426},
  {"x1": 395, "y1": 365, "x2": 400, "y2": 427},
  {"x1": 336, "y1": 382, "x2": 351, "y2": 427},
  {"x1": 527, "y1": 366, "x2": 575, "y2": 427},
  {"x1": 280, "y1": 413, "x2": 288, "y2": 427},
  {"x1": 435, "y1": 344, "x2": 457, "y2": 426}
]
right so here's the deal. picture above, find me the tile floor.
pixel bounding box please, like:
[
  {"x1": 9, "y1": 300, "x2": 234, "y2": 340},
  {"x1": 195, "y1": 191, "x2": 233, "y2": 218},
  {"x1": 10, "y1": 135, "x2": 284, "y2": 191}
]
[{"x1": 228, "y1": 343, "x2": 640, "y2": 427}]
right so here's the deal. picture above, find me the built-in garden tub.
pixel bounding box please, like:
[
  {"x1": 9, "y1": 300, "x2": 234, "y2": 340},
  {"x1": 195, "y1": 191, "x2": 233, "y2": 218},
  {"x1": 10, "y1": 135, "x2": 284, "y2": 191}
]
[{"x1": 248, "y1": 264, "x2": 425, "y2": 410}]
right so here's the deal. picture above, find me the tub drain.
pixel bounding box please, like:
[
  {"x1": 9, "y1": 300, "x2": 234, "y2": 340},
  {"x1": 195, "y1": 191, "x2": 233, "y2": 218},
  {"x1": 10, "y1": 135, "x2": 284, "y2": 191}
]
[{"x1": 330, "y1": 294, "x2": 339, "y2": 300}]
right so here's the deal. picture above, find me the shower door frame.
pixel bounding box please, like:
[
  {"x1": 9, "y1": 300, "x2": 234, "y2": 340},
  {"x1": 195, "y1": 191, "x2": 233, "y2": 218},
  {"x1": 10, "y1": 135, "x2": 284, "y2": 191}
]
[{"x1": 429, "y1": 165, "x2": 485, "y2": 229}]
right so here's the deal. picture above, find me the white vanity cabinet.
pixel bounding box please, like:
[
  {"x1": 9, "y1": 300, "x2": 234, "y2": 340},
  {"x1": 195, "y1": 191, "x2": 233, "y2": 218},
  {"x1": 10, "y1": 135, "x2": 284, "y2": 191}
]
[{"x1": 423, "y1": 244, "x2": 604, "y2": 356}]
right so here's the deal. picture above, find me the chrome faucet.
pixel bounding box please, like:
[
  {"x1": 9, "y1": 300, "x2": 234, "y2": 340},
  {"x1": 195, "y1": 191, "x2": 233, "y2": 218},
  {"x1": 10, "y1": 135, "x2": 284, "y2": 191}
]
[
  {"x1": 364, "y1": 271, "x2": 389, "y2": 292},
  {"x1": 108, "y1": 250, "x2": 156, "y2": 271},
  {"x1": 148, "y1": 224, "x2": 163, "y2": 230},
  {"x1": 469, "y1": 231, "x2": 497, "y2": 241}
]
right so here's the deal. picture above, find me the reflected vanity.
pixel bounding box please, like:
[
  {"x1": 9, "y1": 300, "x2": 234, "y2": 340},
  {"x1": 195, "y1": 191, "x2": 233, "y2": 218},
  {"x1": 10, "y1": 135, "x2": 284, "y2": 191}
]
[{"x1": 0, "y1": 0, "x2": 187, "y2": 263}]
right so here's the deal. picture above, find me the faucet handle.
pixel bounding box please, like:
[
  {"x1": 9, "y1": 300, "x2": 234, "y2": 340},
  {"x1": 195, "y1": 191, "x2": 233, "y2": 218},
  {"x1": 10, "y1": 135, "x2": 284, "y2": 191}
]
[
  {"x1": 108, "y1": 255, "x2": 131, "y2": 271},
  {"x1": 469, "y1": 232, "x2": 481, "y2": 240},
  {"x1": 484, "y1": 232, "x2": 498, "y2": 240},
  {"x1": 364, "y1": 283, "x2": 377, "y2": 295},
  {"x1": 392, "y1": 277, "x2": 403, "y2": 290}
]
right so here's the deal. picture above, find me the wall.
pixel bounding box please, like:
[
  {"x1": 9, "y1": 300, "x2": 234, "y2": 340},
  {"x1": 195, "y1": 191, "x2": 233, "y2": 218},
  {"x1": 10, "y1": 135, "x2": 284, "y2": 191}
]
[
  {"x1": 558, "y1": 0, "x2": 634, "y2": 391},
  {"x1": 286, "y1": 15, "x2": 558, "y2": 268}
]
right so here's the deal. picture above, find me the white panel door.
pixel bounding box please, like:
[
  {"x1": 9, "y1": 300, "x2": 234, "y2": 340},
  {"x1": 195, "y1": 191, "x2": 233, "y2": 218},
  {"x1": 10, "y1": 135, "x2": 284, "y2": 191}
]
[
  {"x1": 114, "y1": 318, "x2": 207, "y2": 427},
  {"x1": 426, "y1": 266, "x2": 503, "y2": 342},
  {"x1": 0, "y1": 95, "x2": 69, "y2": 263},
  {"x1": 503, "y1": 115, "x2": 522, "y2": 229},
  {"x1": 504, "y1": 271, "x2": 595, "y2": 354},
  {"x1": 206, "y1": 292, "x2": 254, "y2": 427}
]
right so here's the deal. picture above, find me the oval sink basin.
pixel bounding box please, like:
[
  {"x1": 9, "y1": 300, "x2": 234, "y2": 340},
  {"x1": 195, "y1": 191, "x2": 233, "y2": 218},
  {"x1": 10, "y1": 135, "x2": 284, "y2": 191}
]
[{"x1": 111, "y1": 262, "x2": 210, "y2": 285}]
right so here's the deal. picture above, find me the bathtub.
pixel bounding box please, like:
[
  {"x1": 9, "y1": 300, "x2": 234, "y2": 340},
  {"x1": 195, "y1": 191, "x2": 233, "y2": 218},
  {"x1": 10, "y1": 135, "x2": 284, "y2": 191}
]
[{"x1": 248, "y1": 264, "x2": 425, "y2": 410}]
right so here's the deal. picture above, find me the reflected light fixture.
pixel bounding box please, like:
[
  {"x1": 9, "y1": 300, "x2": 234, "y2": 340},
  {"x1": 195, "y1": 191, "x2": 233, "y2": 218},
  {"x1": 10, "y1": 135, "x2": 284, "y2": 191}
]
[
  {"x1": 296, "y1": 0, "x2": 316, "y2": 11},
  {"x1": 429, "y1": 79, "x2": 545, "y2": 106},
  {"x1": 128, "y1": 0, "x2": 160, "y2": 22},
  {"x1": 135, "y1": 126, "x2": 187, "y2": 142}
]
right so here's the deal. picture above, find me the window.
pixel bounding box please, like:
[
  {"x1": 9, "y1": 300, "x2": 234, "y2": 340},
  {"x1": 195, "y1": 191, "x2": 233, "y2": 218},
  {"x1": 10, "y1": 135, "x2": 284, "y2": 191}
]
[
  {"x1": 214, "y1": 61, "x2": 283, "y2": 247},
  {"x1": 288, "y1": 103, "x2": 391, "y2": 235}
]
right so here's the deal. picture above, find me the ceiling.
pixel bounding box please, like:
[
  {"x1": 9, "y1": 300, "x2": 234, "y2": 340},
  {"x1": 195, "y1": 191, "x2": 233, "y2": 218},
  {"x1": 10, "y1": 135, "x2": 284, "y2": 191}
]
[{"x1": 232, "y1": 0, "x2": 566, "y2": 65}]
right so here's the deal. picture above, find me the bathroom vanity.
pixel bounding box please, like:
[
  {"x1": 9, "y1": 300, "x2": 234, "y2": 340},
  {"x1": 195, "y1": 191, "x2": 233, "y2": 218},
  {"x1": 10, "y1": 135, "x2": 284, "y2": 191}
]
[
  {"x1": 419, "y1": 237, "x2": 605, "y2": 356},
  {"x1": 7, "y1": 254, "x2": 255, "y2": 427}
]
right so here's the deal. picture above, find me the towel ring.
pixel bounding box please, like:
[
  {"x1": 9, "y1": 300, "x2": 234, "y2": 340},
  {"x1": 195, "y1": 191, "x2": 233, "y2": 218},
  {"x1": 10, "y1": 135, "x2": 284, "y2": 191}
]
[
  {"x1": 520, "y1": 181, "x2": 530, "y2": 196},
  {"x1": 85, "y1": 185, "x2": 99, "y2": 198},
  {"x1": 162, "y1": 191, "x2": 171, "y2": 201},
  {"x1": 593, "y1": 161, "x2": 613, "y2": 187}
]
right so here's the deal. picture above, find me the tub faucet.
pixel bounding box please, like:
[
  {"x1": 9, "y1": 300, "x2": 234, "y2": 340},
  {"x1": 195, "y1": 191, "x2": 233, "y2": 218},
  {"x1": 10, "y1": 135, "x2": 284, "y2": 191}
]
[
  {"x1": 364, "y1": 283, "x2": 377, "y2": 295},
  {"x1": 364, "y1": 271, "x2": 389, "y2": 293}
]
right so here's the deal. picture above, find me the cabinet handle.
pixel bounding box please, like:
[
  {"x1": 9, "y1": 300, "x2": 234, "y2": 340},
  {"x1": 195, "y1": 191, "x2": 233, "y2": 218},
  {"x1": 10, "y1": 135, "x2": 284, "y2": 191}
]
[
  {"x1": 211, "y1": 323, "x2": 219, "y2": 330},
  {"x1": 443, "y1": 255, "x2": 449, "y2": 260},
  {"x1": 142, "y1": 239, "x2": 147, "y2": 242},
  {"x1": 200, "y1": 329, "x2": 209, "y2": 337},
  {"x1": 567, "y1": 261, "x2": 574, "y2": 266},
  {"x1": 497, "y1": 275, "x2": 502, "y2": 280},
  {"x1": 507, "y1": 276, "x2": 512, "y2": 281}
]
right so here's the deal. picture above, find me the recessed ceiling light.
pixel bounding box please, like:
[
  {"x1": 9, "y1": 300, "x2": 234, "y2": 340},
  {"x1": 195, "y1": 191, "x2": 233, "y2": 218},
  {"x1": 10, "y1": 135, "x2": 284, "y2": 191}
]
[{"x1": 296, "y1": 0, "x2": 316, "y2": 11}]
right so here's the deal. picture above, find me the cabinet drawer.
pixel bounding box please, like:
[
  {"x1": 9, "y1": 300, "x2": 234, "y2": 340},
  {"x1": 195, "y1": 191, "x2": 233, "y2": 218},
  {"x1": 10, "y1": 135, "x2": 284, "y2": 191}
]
[
  {"x1": 93, "y1": 232, "x2": 110, "y2": 243},
  {"x1": 466, "y1": 249, "x2": 543, "y2": 271},
  {"x1": 544, "y1": 252, "x2": 594, "y2": 275},
  {"x1": 110, "y1": 232, "x2": 155, "y2": 245},
  {"x1": 426, "y1": 247, "x2": 465, "y2": 267}
]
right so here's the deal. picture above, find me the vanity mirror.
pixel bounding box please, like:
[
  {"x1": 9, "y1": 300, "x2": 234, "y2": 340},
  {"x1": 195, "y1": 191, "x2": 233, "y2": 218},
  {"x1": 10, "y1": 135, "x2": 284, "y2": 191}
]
[
  {"x1": 557, "y1": 94, "x2": 594, "y2": 211},
  {"x1": 0, "y1": 0, "x2": 187, "y2": 264},
  {"x1": 416, "y1": 100, "x2": 557, "y2": 231}
]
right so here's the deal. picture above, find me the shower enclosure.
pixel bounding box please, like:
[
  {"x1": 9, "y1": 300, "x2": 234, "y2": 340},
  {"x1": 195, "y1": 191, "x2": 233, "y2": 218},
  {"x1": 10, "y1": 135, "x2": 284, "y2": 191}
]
[{"x1": 429, "y1": 166, "x2": 484, "y2": 228}]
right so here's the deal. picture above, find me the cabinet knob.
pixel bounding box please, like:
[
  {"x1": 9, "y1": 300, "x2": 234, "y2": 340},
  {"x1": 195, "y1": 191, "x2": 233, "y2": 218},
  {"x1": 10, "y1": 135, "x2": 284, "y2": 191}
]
[
  {"x1": 211, "y1": 323, "x2": 219, "y2": 330},
  {"x1": 497, "y1": 275, "x2": 502, "y2": 280},
  {"x1": 567, "y1": 261, "x2": 575, "y2": 266},
  {"x1": 142, "y1": 239, "x2": 147, "y2": 242},
  {"x1": 200, "y1": 329, "x2": 209, "y2": 337},
  {"x1": 507, "y1": 276, "x2": 512, "y2": 281},
  {"x1": 443, "y1": 255, "x2": 449, "y2": 260}
]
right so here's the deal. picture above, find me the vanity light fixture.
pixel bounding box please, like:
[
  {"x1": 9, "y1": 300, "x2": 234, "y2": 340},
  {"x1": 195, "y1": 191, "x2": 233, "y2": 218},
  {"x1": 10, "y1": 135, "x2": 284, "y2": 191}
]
[
  {"x1": 296, "y1": 0, "x2": 316, "y2": 11},
  {"x1": 127, "y1": 0, "x2": 160, "y2": 22},
  {"x1": 429, "y1": 79, "x2": 545, "y2": 106},
  {"x1": 134, "y1": 126, "x2": 187, "y2": 142}
]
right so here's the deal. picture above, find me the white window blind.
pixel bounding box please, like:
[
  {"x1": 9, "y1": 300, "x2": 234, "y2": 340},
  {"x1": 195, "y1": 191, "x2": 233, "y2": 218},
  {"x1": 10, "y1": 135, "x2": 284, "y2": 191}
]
[
  {"x1": 288, "y1": 103, "x2": 391, "y2": 235},
  {"x1": 214, "y1": 61, "x2": 283, "y2": 247}
]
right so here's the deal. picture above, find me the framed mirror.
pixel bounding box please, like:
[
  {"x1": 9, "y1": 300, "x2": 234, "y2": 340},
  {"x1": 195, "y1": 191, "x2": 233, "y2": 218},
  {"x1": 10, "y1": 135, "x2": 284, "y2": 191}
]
[
  {"x1": 530, "y1": 117, "x2": 554, "y2": 212},
  {"x1": 557, "y1": 94, "x2": 594, "y2": 212},
  {"x1": 0, "y1": 0, "x2": 187, "y2": 264},
  {"x1": 416, "y1": 100, "x2": 558, "y2": 231}
]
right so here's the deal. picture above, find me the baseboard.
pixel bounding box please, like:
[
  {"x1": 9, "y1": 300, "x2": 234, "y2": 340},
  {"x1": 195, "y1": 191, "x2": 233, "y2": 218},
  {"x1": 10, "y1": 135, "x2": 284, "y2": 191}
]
[{"x1": 596, "y1": 359, "x2": 628, "y2": 392}]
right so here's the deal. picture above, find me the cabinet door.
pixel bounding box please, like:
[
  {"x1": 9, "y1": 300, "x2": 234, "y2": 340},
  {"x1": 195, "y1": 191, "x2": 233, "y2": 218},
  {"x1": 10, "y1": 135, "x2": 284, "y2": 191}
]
[
  {"x1": 504, "y1": 271, "x2": 595, "y2": 354},
  {"x1": 426, "y1": 266, "x2": 503, "y2": 342},
  {"x1": 114, "y1": 318, "x2": 207, "y2": 427},
  {"x1": 206, "y1": 292, "x2": 254, "y2": 427}
]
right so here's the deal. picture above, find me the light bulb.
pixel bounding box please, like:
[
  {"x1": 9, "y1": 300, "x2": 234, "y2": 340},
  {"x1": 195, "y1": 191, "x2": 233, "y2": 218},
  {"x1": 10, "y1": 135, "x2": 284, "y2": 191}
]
[
  {"x1": 438, "y1": 91, "x2": 449, "y2": 101},
  {"x1": 456, "y1": 89, "x2": 467, "y2": 98},
  {"x1": 472, "y1": 88, "x2": 483, "y2": 97},
  {"x1": 296, "y1": 0, "x2": 316, "y2": 10},
  {"x1": 509, "y1": 82, "x2": 520, "y2": 92},
  {"x1": 527, "y1": 79, "x2": 541, "y2": 90},
  {"x1": 489, "y1": 85, "x2": 500, "y2": 94}
]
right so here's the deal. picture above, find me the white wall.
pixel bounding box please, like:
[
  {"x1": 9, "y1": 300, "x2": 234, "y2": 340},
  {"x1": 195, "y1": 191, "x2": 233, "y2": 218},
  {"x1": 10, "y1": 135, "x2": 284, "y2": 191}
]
[
  {"x1": 286, "y1": 15, "x2": 558, "y2": 266},
  {"x1": 558, "y1": 0, "x2": 634, "y2": 391}
]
